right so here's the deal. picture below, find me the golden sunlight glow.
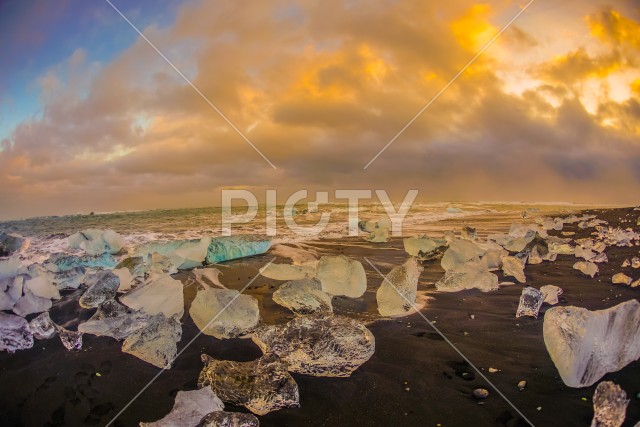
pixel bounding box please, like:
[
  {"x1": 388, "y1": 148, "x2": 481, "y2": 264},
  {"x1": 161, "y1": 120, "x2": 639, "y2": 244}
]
[{"x1": 451, "y1": 4, "x2": 497, "y2": 51}]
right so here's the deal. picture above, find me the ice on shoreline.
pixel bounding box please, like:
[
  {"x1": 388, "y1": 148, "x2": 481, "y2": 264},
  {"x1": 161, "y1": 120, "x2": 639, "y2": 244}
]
[
  {"x1": 122, "y1": 313, "x2": 182, "y2": 369},
  {"x1": 121, "y1": 274, "x2": 184, "y2": 319},
  {"x1": 68, "y1": 229, "x2": 124, "y2": 256},
  {"x1": 316, "y1": 255, "x2": 367, "y2": 298},
  {"x1": 139, "y1": 388, "x2": 224, "y2": 427},
  {"x1": 272, "y1": 278, "x2": 332, "y2": 315},
  {"x1": 189, "y1": 287, "x2": 259, "y2": 339},
  {"x1": 376, "y1": 258, "x2": 422, "y2": 316},
  {"x1": 206, "y1": 235, "x2": 271, "y2": 264}
]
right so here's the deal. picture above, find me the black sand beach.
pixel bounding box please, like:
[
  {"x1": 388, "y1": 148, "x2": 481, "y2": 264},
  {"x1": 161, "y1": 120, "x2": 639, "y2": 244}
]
[{"x1": 1, "y1": 207, "x2": 639, "y2": 427}]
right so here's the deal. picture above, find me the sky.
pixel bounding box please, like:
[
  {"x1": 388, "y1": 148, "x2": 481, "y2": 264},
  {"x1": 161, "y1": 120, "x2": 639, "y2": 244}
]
[{"x1": 1, "y1": 0, "x2": 639, "y2": 220}]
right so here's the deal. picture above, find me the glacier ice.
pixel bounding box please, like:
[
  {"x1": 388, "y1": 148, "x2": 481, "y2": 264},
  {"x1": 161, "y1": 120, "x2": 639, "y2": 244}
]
[
  {"x1": 0, "y1": 276, "x2": 23, "y2": 311},
  {"x1": 193, "y1": 268, "x2": 225, "y2": 289},
  {"x1": 56, "y1": 326, "x2": 83, "y2": 351},
  {"x1": 78, "y1": 299, "x2": 149, "y2": 340},
  {"x1": 316, "y1": 255, "x2": 367, "y2": 298},
  {"x1": 403, "y1": 235, "x2": 447, "y2": 259},
  {"x1": 115, "y1": 256, "x2": 149, "y2": 279},
  {"x1": 612, "y1": 273, "x2": 632, "y2": 285},
  {"x1": 79, "y1": 271, "x2": 120, "y2": 309},
  {"x1": 135, "y1": 237, "x2": 212, "y2": 270},
  {"x1": 591, "y1": 381, "x2": 628, "y2": 427},
  {"x1": 68, "y1": 229, "x2": 124, "y2": 255},
  {"x1": 206, "y1": 235, "x2": 271, "y2": 264},
  {"x1": 252, "y1": 314, "x2": 375, "y2": 377},
  {"x1": 198, "y1": 355, "x2": 299, "y2": 415},
  {"x1": 632, "y1": 257, "x2": 640, "y2": 269},
  {"x1": 0, "y1": 256, "x2": 23, "y2": 280},
  {"x1": 0, "y1": 232, "x2": 24, "y2": 257},
  {"x1": 13, "y1": 291, "x2": 52, "y2": 317},
  {"x1": 51, "y1": 267, "x2": 85, "y2": 290},
  {"x1": 543, "y1": 299, "x2": 640, "y2": 387},
  {"x1": 540, "y1": 285, "x2": 563, "y2": 305},
  {"x1": 139, "y1": 387, "x2": 224, "y2": 427},
  {"x1": 480, "y1": 249, "x2": 507, "y2": 270},
  {"x1": 440, "y1": 239, "x2": 485, "y2": 271},
  {"x1": 121, "y1": 274, "x2": 184, "y2": 319},
  {"x1": 272, "y1": 278, "x2": 332, "y2": 315},
  {"x1": 189, "y1": 287, "x2": 259, "y2": 339},
  {"x1": 46, "y1": 253, "x2": 117, "y2": 272},
  {"x1": 363, "y1": 219, "x2": 390, "y2": 243},
  {"x1": 259, "y1": 263, "x2": 310, "y2": 281},
  {"x1": 461, "y1": 226, "x2": 478, "y2": 241},
  {"x1": 501, "y1": 256, "x2": 526, "y2": 283},
  {"x1": 515, "y1": 287, "x2": 543, "y2": 318},
  {"x1": 29, "y1": 312, "x2": 57, "y2": 340},
  {"x1": 0, "y1": 312, "x2": 34, "y2": 353},
  {"x1": 574, "y1": 261, "x2": 599, "y2": 278},
  {"x1": 435, "y1": 262, "x2": 499, "y2": 292},
  {"x1": 112, "y1": 268, "x2": 134, "y2": 293},
  {"x1": 122, "y1": 313, "x2": 182, "y2": 369},
  {"x1": 198, "y1": 411, "x2": 260, "y2": 427},
  {"x1": 376, "y1": 258, "x2": 423, "y2": 316}
]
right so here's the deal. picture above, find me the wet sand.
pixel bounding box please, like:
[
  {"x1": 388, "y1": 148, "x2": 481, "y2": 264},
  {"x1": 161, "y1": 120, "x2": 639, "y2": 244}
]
[{"x1": 1, "y1": 207, "x2": 639, "y2": 426}]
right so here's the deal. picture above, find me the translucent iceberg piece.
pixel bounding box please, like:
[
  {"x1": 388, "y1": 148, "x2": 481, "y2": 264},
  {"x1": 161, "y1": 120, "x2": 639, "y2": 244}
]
[
  {"x1": 376, "y1": 258, "x2": 423, "y2": 316},
  {"x1": 501, "y1": 256, "x2": 526, "y2": 283},
  {"x1": 29, "y1": 312, "x2": 57, "y2": 339},
  {"x1": 198, "y1": 355, "x2": 299, "y2": 415},
  {"x1": 115, "y1": 256, "x2": 148, "y2": 279},
  {"x1": 612, "y1": 273, "x2": 632, "y2": 285},
  {"x1": 206, "y1": 235, "x2": 271, "y2": 264},
  {"x1": 573, "y1": 261, "x2": 599, "y2": 278},
  {"x1": 121, "y1": 274, "x2": 184, "y2": 319},
  {"x1": 403, "y1": 235, "x2": 447, "y2": 258},
  {"x1": 632, "y1": 257, "x2": 640, "y2": 269},
  {"x1": 68, "y1": 229, "x2": 124, "y2": 255},
  {"x1": 364, "y1": 223, "x2": 390, "y2": 243},
  {"x1": 272, "y1": 278, "x2": 332, "y2": 315},
  {"x1": 481, "y1": 249, "x2": 507, "y2": 270},
  {"x1": 435, "y1": 262, "x2": 499, "y2": 292},
  {"x1": 259, "y1": 263, "x2": 309, "y2": 281},
  {"x1": 122, "y1": 313, "x2": 182, "y2": 369},
  {"x1": 440, "y1": 239, "x2": 485, "y2": 271},
  {"x1": 52, "y1": 267, "x2": 85, "y2": 290},
  {"x1": 46, "y1": 253, "x2": 117, "y2": 272},
  {"x1": 56, "y1": 326, "x2": 83, "y2": 351},
  {"x1": 540, "y1": 285, "x2": 563, "y2": 305},
  {"x1": 189, "y1": 288, "x2": 259, "y2": 339},
  {"x1": 515, "y1": 287, "x2": 543, "y2": 318},
  {"x1": 139, "y1": 387, "x2": 224, "y2": 427},
  {"x1": 79, "y1": 271, "x2": 120, "y2": 309},
  {"x1": 591, "y1": 381, "x2": 628, "y2": 427},
  {"x1": 0, "y1": 232, "x2": 24, "y2": 257},
  {"x1": 461, "y1": 226, "x2": 477, "y2": 241},
  {"x1": 112, "y1": 268, "x2": 133, "y2": 293},
  {"x1": 252, "y1": 314, "x2": 375, "y2": 377},
  {"x1": 543, "y1": 300, "x2": 640, "y2": 387},
  {"x1": 135, "y1": 238, "x2": 211, "y2": 270},
  {"x1": 0, "y1": 312, "x2": 34, "y2": 353},
  {"x1": 0, "y1": 276, "x2": 23, "y2": 311},
  {"x1": 0, "y1": 256, "x2": 23, "y2": 280},
  {"x1": 193, "y1": 268, "x2": 225, "y2": 289},
  {"x1": 198, "y1": 411, "x2": 260, "y2": 427},
  {"x1": 78, "y1": 299, "x2": 149, "y2": 340},
  {"x1": 13, "y1": 291, "x2": 52, "y2": 317},
  {"x1": 316, "y1": 255, "x2": 367, "y2": 298}
]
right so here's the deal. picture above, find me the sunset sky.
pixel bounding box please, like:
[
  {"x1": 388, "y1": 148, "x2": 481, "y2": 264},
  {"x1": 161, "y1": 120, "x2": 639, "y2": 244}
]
[{"x1": 1, "y1": 0, "x2": 639, "y2": 219}]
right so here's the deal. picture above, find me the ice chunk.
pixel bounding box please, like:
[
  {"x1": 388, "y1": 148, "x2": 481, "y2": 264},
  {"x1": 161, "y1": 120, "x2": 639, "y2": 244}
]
[
  {"x1": 376, "y1": 258, "x2": 423, "y2": 316},
  {"x1": 574, "y1": 261, "x2": 599, "y2": 278},
  {"x1": 481, "y1": 249, "x2": 507, "y2": 270},
  {"x1": 198, "y1": 411, "x2": 259, "y2": 427},
  {"x1": 193, "y1": 268, "x2": 225, "y2": 289},
  {"x1": 139, "y1": 387, "x2": 224, "y2": 427},
  {"x1": 363, "y1": 219, "x2": 390, "y2": 243},
  {"x1": 206, "y1": 235, "x2": 271, "y2": 264},
  {"x1": 501, "y1": 256, "x2": 526, "y2": 283},
  {"x1": 13, "y1": 291, "x2": 52, "y2": 317},
  {"x1": 435, "y1": 261, "x2": 499, "y2": 292},
  {"x1": 68, "y1": 229, "x2": 124, "y2": 255},
  {"x1": 633, "y1": 257, "x2": 640, "y2": 269},
  {"x1": 440, "y1": 239, "x2": 485, "y2": 271},
  {"x1": 575, "y1": 246, "x2": 597, "y2": 261},
  {"x1": 56, "y1": 326, "x2": 83, "y2": 350},
  {"x1": 112, "y1": 268, "x2": 134, "y2": 293},
  {"x1": 316, "y1": 255, "x2": 367, "y2": 298},
  {"x1": 446, "y1": 207, "x2": 462, "y2": 213},
  {"x1": 189, "y1": 287, "x2": 259, "y2": 339},
  {"x1": 593, "y1": 252, "x2": 608, "y2": 263},
  {"x1": 272, "y1": 278, "x2": 332, "y2": 315},
  {"x1": 122, "y1": 313, "x2": 182, "y2": 369},
  {"x1": 515, "y1": 287, "x2": 543, "y2": 318},
  {"x1": 115, "y1": 256, "x2": 149, "y2": 279},
  {"x1": 0, "y1": 256, "x2": 23, "y2": 280},
  {"x1": 591, "y1": 381, "x2": 628, "y2": 427},
  {"x1": 198, "y1": 355, "x2": 299, "y2": 415},
  {"x1": 135, "y1": 238, "x2": 212, "y2": 270},
  {"x1": 79, "y1": 271, "x2": 120, "y2": 308},
  {"x1": 52, "y1": 267, "x2": 85, "y2": 290},
  {"x1": 0, "y1": 276, "x2": 23, "y2": 310},
  {"x1": 45, "y1": 253, "x2": 117, "y2": 272},
  {"x1": 29, "y1": 312, "x2": 57, "y2": 339},
  {"x1": 540, "y1": 285, "x2": 563, "y2": 305},
  {"x1": 121, "y1": 274, "x2": 184, "y2": 319},
  {"x1": 79, "y1": 300, "x2": 149, "y2": 340},
  {"x1": 0, "y1": 233, "x2": 24, "y2": 257},
  {"x1": 0, "y1": 312, "x2": 34, "y2": 353},
  {"x1": 252, "y1": 314, "x2": 375, "y2": 377},
  {"x1": 461, "y1": 226, "x2": 478, "y2": 241},
  {"x1": 259, "y1": 263, "x2": 309, "y2": 281},
  {"x1": 403, "y1": 235, "x2": 447, "y2": 258},
  {"x1": 543, "y1": 300, "x2": 640, "y2": 387},
  {"x1": 612, "y1": 273, "x2": 633, "y2": 285},
  {"x1": 622, "y1": 259, "x2": 630, "y2": 268}
]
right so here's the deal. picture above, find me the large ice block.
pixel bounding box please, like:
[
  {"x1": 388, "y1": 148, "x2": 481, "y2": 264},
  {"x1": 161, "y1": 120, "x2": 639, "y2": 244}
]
[
  {"x1": 45, "y1": 253, "x2": 117, "y2": 272},
  {"x1": 135, "y1": 238, "x2": 212, "y2": 270},
  {"x1": 122, "y1": 313, "x2": 182, "y2": 369},
  {"x1": 501, "y1": 256, "x2": 526, "y2": 283},
  {"x1": 272, "y1": 278, "x2": 332, "y2": 315},
  {"x1": 206, "y1": 235, "x2": 271, "y2": 264},
  {"x1": 543, "y1": 300, "x2": 640, "y2": 387},
  {"x1": 259, "y1": 263, "x2": 310, "y2": 281},
  {"x1": 139, "y1": 387, "x2": 224, "y2": 427},
  {"x1": 79, "y1": 299, "x2": 149, "y2": 340},
  {"x1": 252, "y1": 314, "x2": 375, "y2": 377},
  {"x1": 0, "y1": 312, "x2": 33, "y2": 352},
  {"x1": 435, "y1": 261, "x2": 499, "y2": 292},
  {"x1": 376, "y1": 258, "x2": 423, "y2": 316},
  {"x1": 68, "y1": 229, "x2": 124, "y2": 255},
  {"x1": 0, "y1": 233, "x2": 24, "y2": 257},
  {"x1": 121, "y1": 274, "x2": 184, "y2": 319},
  {"x1": 440, "y1": 239, "x2": 485, "y2": 271},
  {"x1": 591, "y1": 381, "x2": 629, "y2": 427},
  {"x1": 29, "y1": 312, "x2": 57, "y2": 340},
  {"x1": 189, "y1": 287, "x2": 259, "y2": 339},
  {"x1": 316, "y1": 255, "x2": 367, "y2": 298},
  {"x1": 79, "y1": 271, "x2": 120, "y2": 309}
]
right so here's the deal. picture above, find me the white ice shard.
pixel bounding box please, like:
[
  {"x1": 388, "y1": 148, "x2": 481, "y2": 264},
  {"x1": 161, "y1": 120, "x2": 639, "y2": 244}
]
[
  {"x1": 135, "y1": 238, "x2": 212, "y2": 270},
  {"x1": 440, "y1": 239, "x2": 485, "y2": 271},
  {"x1": 0, "y1": 256, "x2": 23, "y2": 280},
  {"x1": 139, "y1": 387, "x2": 224, "y2": 427},
  {"x1": 376, "y1": 258, "x2": 423, "y2": 316},
  {"x1": 24, "y1": 276, "x2": 60, "y2": 300},
  {"x1": 543, "y1": 300, "x2": 640, "y2": 387},
  {"x1": 56, "y1": 326, "x2": 83, "y2": 350},
  {"x1": 122, "y1": 313, "x2": 182, "y2": 369},
  {"x1": 272, "y1": 278, "x2": 332, "y2": 315},
  {"x1": 516, "y1": 287, "x2": 543, "y2": 318},
  {"x1": 206, "y1": 235, "x2": 271, "y2": 264},
  {"x1": 29, "y1": 312, "x2": 57, "y2": 340},
  {"x1": 612, "y1": 273, "x2": 633, "y2": 285},
  {"x1": 193, "y1": 267, "x2": 225, "y2": 288},
  {"x1": 501, "y1": 256, "x2": 526, "y2": 283},
  {"x1": 575, "y1": 246, "x2": 597, "y2": 261},
  {"x1": 574, "y1": 261, "x2": 599, "y2": 278},
  {"x1": 121, "y1": 274, "x2": 184, "y2": 319},
  {"x1": 252, "y1": 314, "x2": 375, "y2": 377},
  {"x1": 68, "y1": 229, "x2": 124, "y2": 255},
  {"x1": 591, "y1": 381, "x2": 629, "y2": 427},
  {"x1": 597, "y1": 227, "x2": 639, "y2": 247},
  {"x1": 480, "y1": 249, "x2": 507, "y2": 271},
  {"x1": 189, "y1": 287, "x2": 259, "y2": 339},
  {"x1": 435, "y1": 261, "x2": 499, "y2": 292},
  {"x1": 79, "y1": 271, "x2": 120, "y2": 309},
  {"x1": 540, "y1": 285, "x2": 563, "y2": 305},
  {"x1": 198, "y1": 355, "x2": 299, "y2": 415},
  {"x1": 0, "y1": 276, "x2": 23, "y2": 311},
  {"x1": 113, "y1": 268, "x2": 134, "y2": 293},
  {"x1": 0, "y1": 312, "x2": 34, "y2": 352},
  {"x1": 403, "y1": 235, "x2": 447, "y2": 259},
  {"x1": 79, "y1": 300, "x2": 149, "y2": 340},
  {"x1": 198, "y1": 411, "x2": 260, "y2": 427},
  {"x1": 259, "y1": 263, "x2": 309, "y2": 281},
  {"x1": 316, "y1": 255, "x2": 367, "y2": 298},
  {"x1": 13, "y1": 291, "x2": 52, "y2": 317}
]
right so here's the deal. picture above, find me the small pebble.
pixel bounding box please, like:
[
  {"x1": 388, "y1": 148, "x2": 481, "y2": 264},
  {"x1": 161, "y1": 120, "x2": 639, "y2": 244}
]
[
  {"x1": 472, "y1": 388, "x2": 489, "y2": 399},
  {"x1": 469, "y1": 314, "x2": 475, "y2": 320},
  {"x1": 405, "y1": 387, "x2": 410, "y2": 392},
  {"x1": 517, "y1": 380, "x2": 526, "y2": 390},
  {"x1": 96, "y1": 372, "x2": 102, "y2": 377},
  {"x1": 536, "y1": 407, "x2": 542, "y2": 411},
  {"x1": 488, "y1": 367, "x2": 499, "y2": 373}
]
